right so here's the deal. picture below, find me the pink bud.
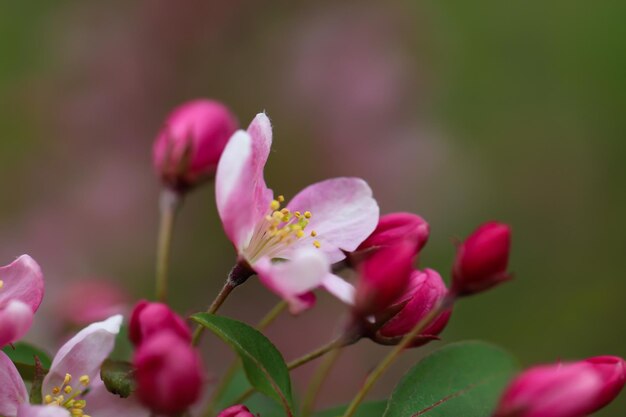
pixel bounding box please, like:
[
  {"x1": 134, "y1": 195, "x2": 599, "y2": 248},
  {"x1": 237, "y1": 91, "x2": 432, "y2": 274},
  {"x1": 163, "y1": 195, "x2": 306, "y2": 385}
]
[
  {"x1": 494, "y1": 359, "x2": 626, "y2": 417},
  {"x1": 354, "y1": 241, "x2": 414, "y2": 316},
  {"x1": 583, "y1": 356, "x2": 626, "y2": 410},
  {"x1": 134, "y1": 331, "x2": 204, "y2": 415},
  {"x1": 129, "y1": 301, "x2": 191, "y2": 346},
  {"x1": 217, "y1": 405, "x2": 256, "y2": 417},
  {"x1": 358, "y1": 212, "x2": 430, "y2": 255},
  {"x1": 153, "y1": 99, "x2": 238, "y2": 191},
  {"x1": 452, "y1": 221, "x2": 512, "y2": 296},
  {"x1": 377, "y1": 269, "x2": 452, "y2": 347}
]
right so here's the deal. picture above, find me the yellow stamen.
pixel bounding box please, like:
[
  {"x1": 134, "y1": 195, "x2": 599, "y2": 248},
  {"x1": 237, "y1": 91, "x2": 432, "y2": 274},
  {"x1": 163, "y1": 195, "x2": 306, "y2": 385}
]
[
  {"x1": 270, "y1": 200, "x2": 280, "y2": 210},
  {"x1": 304, "y1": 211, "x2": 312, "y2": 219},
  {"x1": 52, "y1": 387, "x2": 61, "y2": 395},
  {"x1": 277, "y1": 195, "x2": 285, "y2": 203},
  {"x1": 0, "y1": 280, "x2": 4, "y2": 289},
  {"x1": 296, "y1": 230, "x2": 305, "y2": 238},
  {"x1": 44, "y1": 395, "x2": 53, "y2": 404},
  {"x1": 310, "y1": 230, "x2": 317, "y2": 237},
  {"x1": 64, "y1": 386, "x2": 72, "y2": 394},
  {"x1": 79, "y1": 375, "x2": 90, "y2": 386},
  {"x1": 64, "y1": 373, "x2": 72, "y2": 385},
  {"x1": 313, "y1": 240, "x2": 321, "y2": 248}
]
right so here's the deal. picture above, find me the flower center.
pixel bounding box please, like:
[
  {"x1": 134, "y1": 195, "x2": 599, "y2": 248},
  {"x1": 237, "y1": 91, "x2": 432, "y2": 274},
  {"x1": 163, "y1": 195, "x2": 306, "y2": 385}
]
[
  {"x1": 44, "y1": 373, "x2": 92, "y2": 417},
  {"x1": 243, "y1": 195, "x2": 321, "y2": 263}
]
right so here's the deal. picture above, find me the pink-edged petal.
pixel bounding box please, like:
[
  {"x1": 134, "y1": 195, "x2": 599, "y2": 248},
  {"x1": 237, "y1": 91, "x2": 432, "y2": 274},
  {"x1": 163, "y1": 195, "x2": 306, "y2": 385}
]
[
  {"x1": 322, "y1": 274, "x2": 355, "y2": 305},
  {"x1": 215, "y1": 117, "x2": 274, "y2": 252},
  {"x1": 255, "y1": 249, "x2": 330, "y2": 314},
  {"x1": 0, "y1": 351, "x2": 28, "y2": 417},
  {"x1": 16, "y1": 405, "x2": 70, "y2": 417},
  {"x1": 84, "y1": 378, "x2": 150, "y2": 417},
  {"x1": 286, "y1": 178, "x2": 379, "y2": 262},
  {"x1": 0, "y1": 255, "x2": 44, "y2": 312},
  {"x1": 0, "y1": 300, "x2": 34, "y2": 347},
  {"x1": 43, "y1": 315, "x2": 123, "y2": 395}
]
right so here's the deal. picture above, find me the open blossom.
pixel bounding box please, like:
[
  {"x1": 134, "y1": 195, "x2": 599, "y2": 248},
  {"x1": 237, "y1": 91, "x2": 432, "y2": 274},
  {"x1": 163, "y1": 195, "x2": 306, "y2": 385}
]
[
  {"x1": 0, "y1": 255, "x2": 44, "y2": 347},
  {"x1": 494, "y1": 356, "x2": 626, "y2": 417},
  {"x1": 0, "y1": 315, "x2": 148, "y2": 417},
  {"x1": 452, "y1": 221, "x2": 512, "y2": 296},
  {"x1": 153, "y1": 99, "x2": 238, "y2": 191},
  {"x1": 215, "y1": 113, "x2": 379, "y2": 312},
  {"x1": 376, "y1": 268, "x2": 452, "y2": 347},
  {"x1": 217, "y1": 405, "x2": 255, "y2": 417}
]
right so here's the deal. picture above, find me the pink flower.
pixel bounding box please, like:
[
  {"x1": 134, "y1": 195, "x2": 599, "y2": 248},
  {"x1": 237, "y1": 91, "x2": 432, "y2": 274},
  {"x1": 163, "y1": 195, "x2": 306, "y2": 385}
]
[
  {"x1": 55, "y1": 279, "x2": 128, "y2": 326},
  {"x1": 0, "y1": 315, "x2": 149, "y2": 417},
  {"x1": 494, "y1": 358, "x2": 626, "y2": 417},
  {"x1": 134, "y1": 331, "x2": 204, "y2": 415},
  {"x1": 354, "y1": 241, "x2": 414, "y2": 316},
  {"x1": 583, "y1": 356, "x2": 626, "y2": 410},
  {"x1": 0, "y1": 255, "x2": 44, "y2": 347},
  {"x1": 217, "y1": 405, "x2": 255, "y2": 417},
  {"x1": 215, "y1": 113, "x2": 379, "y2": 312},
  {"x1": 358, "y1": 212, "x2": 429, "y2": 256},
  {"x1": 452, "y1": 221, "x2": 512, "y2": 296},
  {"x1": 129, "y1": 301, "x2": 191, "y2": 346},
  {"x1": 376, "y1": 269, "x2": 452, "y2": 347},
  {"x1": 153, "y1": 99, "x2": 238, "y2": 191}
]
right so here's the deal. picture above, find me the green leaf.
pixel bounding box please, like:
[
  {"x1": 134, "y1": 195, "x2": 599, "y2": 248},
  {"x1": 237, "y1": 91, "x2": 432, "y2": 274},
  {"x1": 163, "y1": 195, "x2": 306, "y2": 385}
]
[
  {"x1": 2, "y1": 342, "x2": 51, "y2": 381},
  {"x1": 100, "y1": 359, "x2": 136, "y2": 398},
  {"x1": 383, "y1": 341, "x2": 519, "y2": 417},
  {"x1": 314, "y1": 401, "x2": 388, "y2": 417},
  {"x1": 192, "y1": 313, "x2": 294, "y2": 416}
]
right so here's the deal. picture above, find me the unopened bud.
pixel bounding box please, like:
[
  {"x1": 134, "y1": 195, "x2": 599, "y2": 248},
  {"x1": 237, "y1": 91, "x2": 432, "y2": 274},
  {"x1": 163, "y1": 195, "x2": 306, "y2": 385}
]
[
  {"x1": 217, "y1": 405, "x2": 256, "y2": 417},
  {"x1": 129, "y1": 300, "x2": 191, "y2": 346}
]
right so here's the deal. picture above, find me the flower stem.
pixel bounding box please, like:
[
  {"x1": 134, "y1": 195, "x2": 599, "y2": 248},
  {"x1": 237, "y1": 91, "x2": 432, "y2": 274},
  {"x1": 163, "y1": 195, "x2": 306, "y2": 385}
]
[
  {"x1": 155, "y1": 189, "x2": 182, "y2": 303},
  {"x1": 301, "y1": 346, "x2": 343, "y2": 417},
  {"x1": 202, "y1": 300, "x2": 288, "y2": 417},
  {"x1": 191, "y1": 280, "x2": 237, "y2": 346},
  {"x1": 341, "y1": 295, "x2": 455, "y2": 417}
]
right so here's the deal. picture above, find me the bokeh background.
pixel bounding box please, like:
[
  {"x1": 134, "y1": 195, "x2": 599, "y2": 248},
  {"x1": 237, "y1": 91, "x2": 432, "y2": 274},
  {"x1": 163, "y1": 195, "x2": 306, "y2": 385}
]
[{"x1": 1, "y1": 1, "x2": 625, "y2": 415}]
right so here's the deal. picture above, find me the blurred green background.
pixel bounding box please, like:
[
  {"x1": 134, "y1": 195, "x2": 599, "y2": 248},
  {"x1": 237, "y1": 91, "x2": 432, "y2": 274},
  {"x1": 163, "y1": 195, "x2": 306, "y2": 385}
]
[{"x1": 1, "y1": 1, "x2": 625, "y2": 415}]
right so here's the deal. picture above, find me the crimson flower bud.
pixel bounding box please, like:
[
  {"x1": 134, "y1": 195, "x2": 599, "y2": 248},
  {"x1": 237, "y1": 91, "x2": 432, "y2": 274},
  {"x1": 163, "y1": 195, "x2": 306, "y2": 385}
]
[
  {"x1": 583, "y1": 356, "x2": 626, "y2": 410},
  {"x1": 358, "y1": 212, "x2": 430, "y2": 255},
  {"x1": 494, "y1": 358, "x2": 626, "y2": 417},
  {"x1": 217, "y1": 405, "x2": 256, "y2": 417},
  {"x1": 134, "y1": 330, "x2": 204, "y2": 415},
  {"x1": 129, "y1": 300, "x2": 191, "y2": 346},
  {"x1": 153, "y1": 99, "x2": 238, "y2": 192},
  {"x1": 376, "y1": 269, "x2": 452, "y2": 347},
  {"x1": 452, "y1": 221, "x2": 511, "y2": 296},
  {"x1": 354, "y1": 241, "x2": 415, "y2": 316}
]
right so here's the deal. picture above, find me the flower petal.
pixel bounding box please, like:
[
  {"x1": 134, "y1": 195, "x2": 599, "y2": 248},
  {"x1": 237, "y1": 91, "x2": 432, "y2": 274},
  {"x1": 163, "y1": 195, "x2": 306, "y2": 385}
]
[
  {"x1": 17, "y1": 405, "x2": 70, "y2": 417},
  {"x1": 0, "y1": 351, "x2": 28, "y2": 417},
  {"x1": 0, "y1": 300, "x2": 34, "y2": 347},
  {"x1": 321, "y1": 274, "x2": 355, "y2": 305},
  {"x1": 0, "y1": 255, "x2": 44, "y2": 313},
  {"x1": 255, "y1": 249, "x2": 330, "y2": 314},
  {"x1": 286, "y1": 178, "x2": 379, "y2": 262},
  {"x1": 215, "y1": 114, "x2": 274, "y2": 251},
  {"x1": 43, "y1": 315, "x2": 123, "y2": 395},
  {"x1": 83, "y1": 379, "x2": 150, "y2": 417}
]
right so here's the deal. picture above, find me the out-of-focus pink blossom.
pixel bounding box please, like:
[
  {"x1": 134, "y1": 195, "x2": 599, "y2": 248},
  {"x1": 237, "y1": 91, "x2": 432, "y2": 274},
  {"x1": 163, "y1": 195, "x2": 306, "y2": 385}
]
[
  {"x1": 0, "y1": 255, "x2": 44, "y2": 347},
  {"x1": 217, "y1": 405, "x2": 255, "y2": 417},
  {"x1": 153, "y1": 99, "x2": 238, "y2": 191},
  {"x1": 55, "y1": 279, "x2": 129, "y2": 326},
  {"x1": 215, "y1": 113, "x2": 379, "y2": 312},
  {"x1": 129, "y1": 300, "x2": 191, "y2": 346},
  {"x1": 134, "y1": 330, "x2": 204, "y2": 415},
  {"x1": 583, "y1": 356, "x2": 626, "y2": 410},
  {"x1": 0, "y1": 315, "x2": 148, "y2": 417},
  {"x1": 354, "y1": 241, "x2": 414, "y2": 316},
  {"x1": 358, "y1": 212, "x2": 429, "y2": 256},
  {"x1": 494, "y1": 358, "x2": 626, "y2": 417},
  {"x1": 377, "y1": 269, "x2": 451, "y2": 347},
  {"x1": 452, "y1": 221, "x2": 512, "y2": 296}
]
